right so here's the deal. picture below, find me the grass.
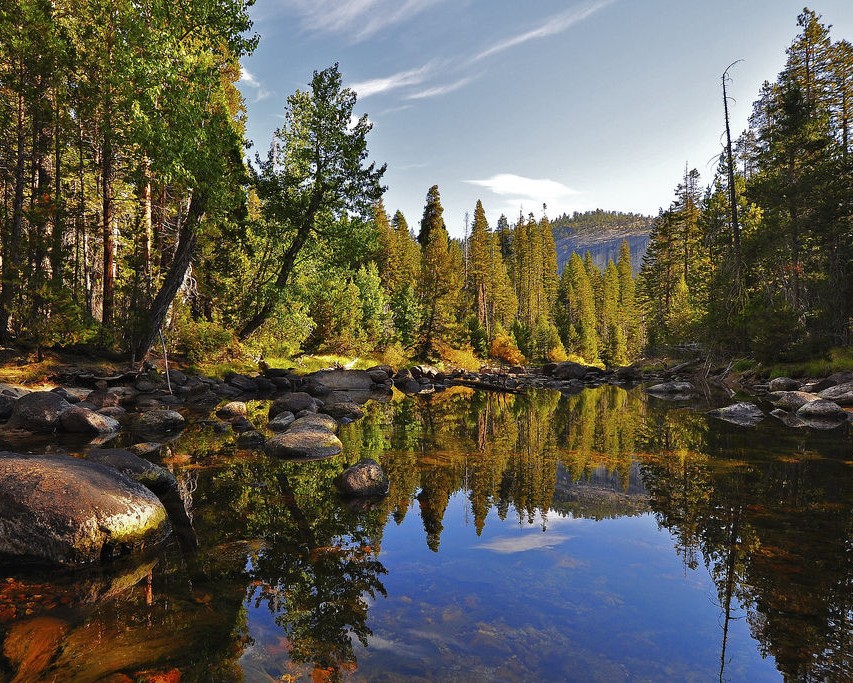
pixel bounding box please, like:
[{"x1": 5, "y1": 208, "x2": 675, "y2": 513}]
[{"x1": 765, "y1": 347, "x2": 853, "y2": 379}]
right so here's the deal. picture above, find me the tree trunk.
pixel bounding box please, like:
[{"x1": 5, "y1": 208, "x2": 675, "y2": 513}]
[{"x1": 134, "y1": 190, "x2": 206, "y2": 360}]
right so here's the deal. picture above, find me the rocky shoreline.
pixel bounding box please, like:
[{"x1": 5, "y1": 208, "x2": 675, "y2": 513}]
[{"x1": 0, "y1": 358, "x2": 849, "y2": 568}]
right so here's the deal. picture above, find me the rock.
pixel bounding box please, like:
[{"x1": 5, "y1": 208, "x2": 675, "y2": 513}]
[
  {"x1": 134, "y1": 378, "x2": 160, "y2": 393},
  {"x1": 126, "y1": 442, "x2": 162, "y2": 457},
  {"x1": 366, "y1": 364, "x2": 394, "y2": 376},
  {"x1": 269, "y1": 392, "x2": 316, "y2": 419},
  {"x1": 335, "y1": 459, "x2": 389, "y2": 497},
  {"x1": 135, "y1": 409, "x2": 185, "y2": 433},
  {"x1": 614, "y1": 366, "x2": 643, "y2": 382},
  {"x1": 86, "y1": 388, "x2": 121, "y2": 409},
  {"x1": 0, "y1": 394, "x2": 15, "y2": 420},
  {"x1": 393, "y1": 368, "x2": 412, "y2": 381},
  {"x1": 59, "y1": 406, "x2": 122, "y2": 434},
  {"x1": 0, "y1": 452, "x2": 170, "y2": 566},
  {"x1": 215, "y1": 401, "x2": 247, "y2": 419},
  {"x1": 301, "y1": 379, "x2": 332, "y2": 397},
  {"x1": 186, "y1": 390, "x2": 220, "y2": 408},
  {"x1": 5, "y1": 391, "x2": 72, "y2": 432},
  {"x1": 768, "y1": 391, "x2": 819, "y2": 411},
  {"x1": 410, "y1": 364, "x2": 440, "y2": 380},
  {"x1": 85, "y1": 448, "x2": 177, "y2": 495},
  {"x1": 230, "y1": 416, "x2": 254, "y2": 433},
  {"x1": 224, "y1": 372, "x2": 258, "y2": 393},
  {"x1": 255, "y1": 377, "x2": 276, "y2": 393},
  {"x1": 394, "y1": 377, "x2": 421, "y2": 394},
  {"x1": 310, "y1": 369, "x2": 374, "y2": 391},
  {"x1": 264, "y1": 429, "x2": 343, "y2": 459},
  {"x1": 817, "y1": 381, "x2": 853, "y2": 405},
  {"x1": 269, "y1": 376, "x2": 292, "y2": 391},
  {"x1": 552, "y1": 362, "x2": 590, "y2": 381},
  {"x1": 320, "y1": 401, "x2": 365, "y2": 422},
  {"x1": 796, "y1": 399, "x2": 848, "y2": 421},
  {"x1": 166, "y1": 369, "x2": 188, "y2": 386},
  {"x1": 213, "y1": 383, "x2": 243, "y2": 398},
  {"x1": 97, "y1": 406, "x2": 128, "y2": 421},
  {"x1": 236, "y1": 430, "x2": 265, "y2": 449},
  {"x1": 268, "y1": 411, "x2": 296, "y2": 432},
  {"x1": 51, "y1": 386, "x2": 81, "y2": 404},
  {"x1": 707, "y1": 402, "x2": 765, "y2": 426},
  {"x1": 770, "y1": 408, "x2": 808, "y2": 428},
  {"x1": 367, "y1": 369, "x2": 389, "y2": 383},
  {"x1": 646, "y1": 381, "x2": 695, "y2": 396},
  {"x1": 769, "y1": 376, "x2": 801, "y2": 392},
  {"x1": 288, "y1": 413, "x2": 339, "y2": 433}
]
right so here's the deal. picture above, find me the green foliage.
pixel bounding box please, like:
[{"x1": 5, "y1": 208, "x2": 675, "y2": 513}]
[
  {"x1": 466, "y1": 315, "x2": 489, "y2": 357},
  {"x1": 171, "y1": 312, "x2": 235, "y2": 365}
]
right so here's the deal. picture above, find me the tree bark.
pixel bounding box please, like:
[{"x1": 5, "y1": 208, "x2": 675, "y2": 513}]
[{"x1": 134, "y1": 190, "x2": 205, "y2": 360}]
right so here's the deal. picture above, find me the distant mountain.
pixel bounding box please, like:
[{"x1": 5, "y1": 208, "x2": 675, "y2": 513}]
[{"x1": 551, "y1": 209, "x2": 653, "y2": 275}]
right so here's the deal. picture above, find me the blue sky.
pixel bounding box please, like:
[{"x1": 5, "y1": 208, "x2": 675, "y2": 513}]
[{"x1": 237, "y1": 1, "x2": 853, "y2": 238}]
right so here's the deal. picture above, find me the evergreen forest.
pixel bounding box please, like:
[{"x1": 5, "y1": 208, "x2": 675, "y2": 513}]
[{"x1": 0, "y1": 4, "x2": 850, "y2": 369}]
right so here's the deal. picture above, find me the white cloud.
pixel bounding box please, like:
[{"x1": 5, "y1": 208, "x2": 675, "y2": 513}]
[
  {"x1": 477, "y1": 533, "x2": 571, "y2": 554},
  {"x1": 473, "y1": 0, "x2": 615, "y2": 62},
  {"x1": 467, "y1": 174, "x2": 578, "y2": 200},
  {"x1": 281, "y1": 0, "x2": 447, "y2": 42},
  {"x1": 239, "y1": 66, "x2": 273, "y2": 103},
  {"x1": 406, "y1": 76, "x2": 477, "y2": 100},
  {"x1": 350, "y1": 63, "x2": 435, "y2": 99}
]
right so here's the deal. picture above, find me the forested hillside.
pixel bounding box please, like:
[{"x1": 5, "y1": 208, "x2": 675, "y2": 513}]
[{"x1": 0, "y1": 5, "x2": 849, "y2": 369}]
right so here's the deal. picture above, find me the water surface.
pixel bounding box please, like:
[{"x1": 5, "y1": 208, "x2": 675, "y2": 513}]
[{"x1": 0, "y1": 385, "x2": 850, "y2": 681}]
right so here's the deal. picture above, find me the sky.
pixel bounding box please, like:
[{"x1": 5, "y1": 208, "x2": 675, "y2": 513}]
[{"x1": 237, "y1": 1, "x2": 853, "y2": 238}]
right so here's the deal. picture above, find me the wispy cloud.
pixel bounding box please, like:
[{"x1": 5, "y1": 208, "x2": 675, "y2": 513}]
[
  {"x1": 473, "y1": 0, "x2": 615, "y2": 62},
  {"x1": 478, "y1": 533, "x2": 570, "y2": 554},
  {"x1": 239, "y1": 66, "x2": 273, "y2": 103},
  {"x1": 281, "y1": 0, "x2": 447, "y2": 42},
  {"x1": 351, "y1": 63, "x2": 435, "y2": 99},
  {"x1": 406, "y1": 76, "x2": 477, "y2": 100},
  {"x1": 467, "y1": 174, "x2": 580, "y2": 217}
]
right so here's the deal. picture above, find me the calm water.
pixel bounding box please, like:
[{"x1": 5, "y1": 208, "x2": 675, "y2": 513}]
[{"x1": 0, "y1": 386, "x2": 851, "y2": 682}]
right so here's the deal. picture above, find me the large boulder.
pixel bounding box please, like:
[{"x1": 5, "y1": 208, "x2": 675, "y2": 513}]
[
  {"x1": 264, "y1": 429, "x2": 343, "y2": 459},
  {"x1": 5, "y1": 391, "x2": 72, "y2": 432},
  {"x1": 0, "y1": 394, "x2": 15, "y2": 420},
  {"x1": 768, "y1": 391, "x2": 819, "y2": 411},
  {"x1": 335, "y1": 459, "x2": 389, "y2": 497},
  {"x1": 135, "y1": 409, "x2": 186, "y2": 433},
  {"x1": 0, "y1": 452, "x2": 170, "y2": 567},
  {"x1": 310, "y1": 369, "x2": 374, "y2": 391},
  {"x1": 85, "y1": 448, "x2": 177, "y2": 495},
  {"x1": 552, "y1": 362, "x2": 590, "y2": 381},
  {"x1": 796, "y1": 399, "x2": 849, "y2": 422},
  {"x1": 320, "y1": 401, "x2": 365, "y2": 422},
  {"x1": 769, "y1": 376, "x2": 801, "y2": 392},
  {"x1": 288, "y1": 413, "x2": 339, "y2": 433},
  {"x1": 817, "y1": 381, "x2": 853, "y2": 406},
  {"x1": 707, "y1": 402, "x2": 765, "y2": 427},
  {"x1": 646, "y1": 381, "x2": 695, "y2": 397},
  {"x1": 59, "y1": 406, "x2": 122, "y2": 434},
  {"x1": 268, "y1": 392, "x2": 317, "y2": 419}
]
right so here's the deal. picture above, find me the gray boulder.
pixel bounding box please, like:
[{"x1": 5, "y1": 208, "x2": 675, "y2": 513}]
[
  {"x1": 769, "y1": 376, "x2": 801, "y2": 392},
  {"x1": 335, "y1": 459, "x2": 389, "y2": 497},
  {"x1": 707, "y1": 402, "x2": 765, "y2": 426},
  {"x1": 311, "y1": 369, "x2": 373, "y2": 391},
  {"x1": 796, "y1": 399, "x2": 848, "y2": 421},
  {"x1": 646, "y1": 381, "x2": 695, "y2": 397},
  {"x1": 216, "y1": 401, "x2": 247, "y2": 419},
  {"x1": 817, "y1": 381, "x2": 853, "y2": 405},
  {"x1": 60, "y1": 406, "x2": 122, "y2": 434},
  {"x1": 268, "y1": 411, "x2": 296, "y2": 432},
  {"x1": 5, "y1": 391, "x2": 72, "y2": 432},
  {"x1": 264, "y1": 429, "x2": 343, "y2": 459},
  {"x1": 85, "y1": 448, "x2": 177, "y2": 495},
  {"x1": 136, "y1": 409, "x2": 186, "y2": 433},
  {"x1": 0, "y1": 452, "x2": 170, "y2": 566},
  {"x1": 289, "y1": 413, "x2": 339, "y2": 433},
  {"x1": 320, "y1": 401, "x2": 365, "y2": 422},
  {"x1": 768, "y1": 391, "x2": 819, "y2": 411},
  {"x1": 269, "y1": 392, "x2": 317, "y2": 419}
]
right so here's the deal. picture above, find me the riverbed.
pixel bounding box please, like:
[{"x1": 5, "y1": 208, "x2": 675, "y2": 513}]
[{"x1": 0, "y1": 385, "x2": 850, "y2": 681}]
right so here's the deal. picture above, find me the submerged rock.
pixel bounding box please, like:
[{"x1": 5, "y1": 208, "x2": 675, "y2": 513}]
[
  {"x1": 707, "y1": 402, "x2": 765, "y2": 426},
  {"x1": 769, "y1": 408, "x2": 808, "y2": 428},
  {"x1": 85, "y1": 448, "x2": 177, "y2": 495},
  {"x1": 0, "y1": 452, "x2": 170, "y2": 567},
  {"x1": 768, "y1": 391, "x2": 819, "y2": 411},
  {"x1": 135, "y1": 409, "x2": 186, "y2": 433},
  {"x1": 268, "y1": 392, "x2": 317, "y2": 419},
  {"x1": 59, "y1": 406, "x2": 122, "y2": 434},
  {"x1": 646, "y1": 381, "x2": 695, "y2": 397},
  {"x1": 320, "y1": 401, "x2": 365, "y2": 422},
  {"x1": 335, "y1": 459, "x2": 389, "y2": 497}
]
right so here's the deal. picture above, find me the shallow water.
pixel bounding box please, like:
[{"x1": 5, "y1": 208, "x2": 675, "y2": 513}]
[{"x1": 0, "y1": 385, "x2": 850, "y2": 681}]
